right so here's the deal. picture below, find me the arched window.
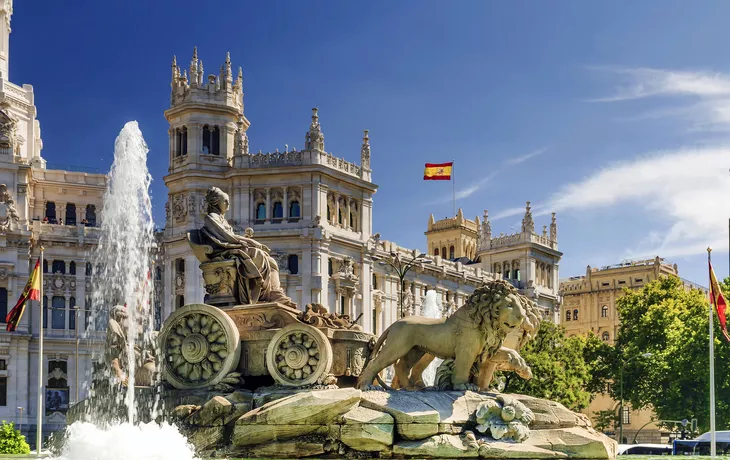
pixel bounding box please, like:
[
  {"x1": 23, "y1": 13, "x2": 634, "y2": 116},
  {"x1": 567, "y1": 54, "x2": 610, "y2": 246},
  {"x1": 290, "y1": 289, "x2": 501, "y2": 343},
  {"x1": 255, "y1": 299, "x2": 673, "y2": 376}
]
[
  {"x1": 45, "y1": 202, "x2": 57, "y2": 224},
  {"x1": 181, "y1": 126, "x2": 188, "y2": 156},
  {"x1": 434, "y1": 248, "x2": 439, "y2": 257},
  {"x1": 566, "y1": 310, "x2": 571, "y2": 321},
  {"x1": 601, "y1": 305, "x2": 609, "y2": 318},
  {"x1": 175, "y1": 258, "x2": 185, "y2": 274},
  {"x1": 449, "y1": 246, "x2": 455, "y2": 260},
  {"x1": 327, "y1": 205, "x2": 332, "y2": 222},
  {"x1": 372, "y1": 273, "x2": 378, "y2": 290},
  {"x1": 514, "y1": 269, "x2": 521, "y2": 281},
  {"x1": 441, "y1": 247, "x2": 447, "y2": 258},
  {"x1": 85, "y1": 205, "x2": 97, "y2": 226},
  {"x1": 69, "y1": 297, "x2": 76, "y2": 330},
  {"x1": 69, "y1": 261, "x2": 76, "y2": 275},
  {"x1": 202, "y1": 125, "x2": 211, "y2": 154},
  {"x1": 43, "y1": 259, "x2": 48, "y2": 273},
  {"x1": 175, "y1": 128, "x2": 182, "y2": 157},
  {"x1": 287, "y1": 255, "x2": 299, "y2": 274},
  {"x1": 85, "y1": 262, "x2": 92, "y2": 276},
  {"x1": 573, "y1": 309, "x2": 579, "y2": 321},
  {"x1": 602, "y1": 331, "x2": 610, "y2": 342},
  {"x1": 65, "y1": 203, "x2": 76, "y2": 226},
  {"x1": 155, "y1": 267, "x2": 162, "y2": 281},
  {"x1": 273, "y1": 202, "x2": 283, "y2": 220},
  {"x1": 51, "y1": 296, "x2": 65, "y2": 329},
  {"x1": 176, "y1": 295, "x2": 185, "y2": 310},
  {"x1": 349, "y1": 211, "x2": 355, "y2": 229},
  {"x1": 328, "y1": 259, "x2": 333, "y2": 276},
  {"x1": 52, "y1": 260, "x2": 65, "y2": 274},
  {"x1": 212, "y1": 126, "x2": 220, "y2": 155},
  {"x1": 338, "y1": 209, "x2": 343, "y2": 225},
  {"x1": 289, "y1": 201, "x2": 300, "y2": 219},
  {"x1": 256, "y1": 203, "x2": 266, "y2": 221}
]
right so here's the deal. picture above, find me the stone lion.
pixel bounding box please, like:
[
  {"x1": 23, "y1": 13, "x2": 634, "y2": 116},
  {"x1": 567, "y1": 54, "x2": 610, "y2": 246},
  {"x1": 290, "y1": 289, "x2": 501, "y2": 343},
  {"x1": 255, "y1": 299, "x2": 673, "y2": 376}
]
[
  {"x1": 391, "y1": 291, "x2": 542, "y2": 391},
  {"x1": 357, "y1": 279, "x2": 532, "y2": 391}
]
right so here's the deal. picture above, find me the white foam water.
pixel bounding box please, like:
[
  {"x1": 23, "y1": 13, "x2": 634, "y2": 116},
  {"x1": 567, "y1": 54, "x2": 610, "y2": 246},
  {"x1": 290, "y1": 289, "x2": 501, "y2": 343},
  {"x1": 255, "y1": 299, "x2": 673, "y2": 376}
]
[
  {"x1": 51, "y1": 422, "x2": 199, "y2": 460},
  {"x1": 421, "y1": 289, "x2": 444, "y2": 386}
]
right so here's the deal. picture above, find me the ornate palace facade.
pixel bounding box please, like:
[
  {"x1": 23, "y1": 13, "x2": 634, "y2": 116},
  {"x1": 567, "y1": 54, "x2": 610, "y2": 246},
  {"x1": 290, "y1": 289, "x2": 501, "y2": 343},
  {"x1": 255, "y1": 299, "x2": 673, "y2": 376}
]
[
  {"x1": 160, "y1": 48, "x2": 563, "y2": 333},
  {"x1": 0, "y1": 0, "x2": 106, "y2": 444}
]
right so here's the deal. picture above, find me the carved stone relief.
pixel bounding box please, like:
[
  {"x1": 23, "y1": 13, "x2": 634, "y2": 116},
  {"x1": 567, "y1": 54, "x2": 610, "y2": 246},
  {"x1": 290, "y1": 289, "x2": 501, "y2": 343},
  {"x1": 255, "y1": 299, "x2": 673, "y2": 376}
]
[
  {"x1": 172, "y1": 194, "x2": 187, "y2": 221},
  {"x1": 0, "y1": 184, "x2": 20, "y2": 232}
]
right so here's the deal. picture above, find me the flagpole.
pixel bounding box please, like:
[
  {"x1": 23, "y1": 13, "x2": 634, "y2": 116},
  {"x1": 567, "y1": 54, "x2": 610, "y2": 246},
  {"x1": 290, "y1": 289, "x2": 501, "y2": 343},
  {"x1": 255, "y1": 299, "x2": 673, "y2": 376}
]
[
  {"x1": 36, "y1": 243, "x2": 44, "y2": 456},
  {"x1": 708, "y1": 247, "x2": 717, "y2": 458},
  {"x1": 451, "y1": 160, "x2": 456, "y2": 217}
]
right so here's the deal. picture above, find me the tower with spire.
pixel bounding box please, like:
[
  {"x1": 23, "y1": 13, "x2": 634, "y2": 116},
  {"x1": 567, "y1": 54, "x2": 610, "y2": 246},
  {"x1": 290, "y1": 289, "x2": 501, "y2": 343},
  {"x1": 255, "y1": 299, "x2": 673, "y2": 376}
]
[{"x1": 167, "y1": 47, "x2": 247, "y2": 174}]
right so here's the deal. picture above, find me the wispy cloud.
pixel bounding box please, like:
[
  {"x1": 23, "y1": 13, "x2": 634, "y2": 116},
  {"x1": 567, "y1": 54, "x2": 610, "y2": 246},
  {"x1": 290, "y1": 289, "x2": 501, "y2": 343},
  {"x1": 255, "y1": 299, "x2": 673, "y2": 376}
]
[
  {"x1": 430, "y1": 148, "x2": 548, "y2": 205},
  {"x1": 542, "y1": 147, "x2": 730, "y2": 258},
  {"x1": 504, "y1": 148, "x2": 547, "y2": 166},
  {"x1": 488, "y1": 67, "x2": 730, "y2": 257}
]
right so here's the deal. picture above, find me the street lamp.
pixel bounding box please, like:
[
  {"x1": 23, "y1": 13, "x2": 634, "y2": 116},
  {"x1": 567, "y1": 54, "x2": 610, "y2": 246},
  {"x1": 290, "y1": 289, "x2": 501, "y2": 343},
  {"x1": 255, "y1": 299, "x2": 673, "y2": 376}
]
[
  {"x1": 373, "y1": 251, "x2": 432, "y2": 318},
  {"x1": 17, "y1": 407, "x2": 23, "y2": 432},
  {"x1": 619, "y1": 352, "x2": 652, "y2": 444}
]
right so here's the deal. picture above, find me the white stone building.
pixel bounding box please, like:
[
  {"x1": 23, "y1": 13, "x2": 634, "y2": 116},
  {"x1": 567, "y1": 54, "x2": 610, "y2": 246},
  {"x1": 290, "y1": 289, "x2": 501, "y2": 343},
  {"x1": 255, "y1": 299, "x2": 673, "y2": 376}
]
[
  {"x1": 160, "y1": 48, "x2": 563, "y2": 333},
  {"x1": 0, "y1": 1, "x2": 106, "y2": 444}
]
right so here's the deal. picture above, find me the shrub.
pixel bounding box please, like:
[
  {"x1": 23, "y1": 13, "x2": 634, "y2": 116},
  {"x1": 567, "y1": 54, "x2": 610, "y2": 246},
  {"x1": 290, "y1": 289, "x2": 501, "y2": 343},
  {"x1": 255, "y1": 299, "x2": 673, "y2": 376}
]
[{"x1": 0, "y1": 420, "x2": 31, "y2": 454}]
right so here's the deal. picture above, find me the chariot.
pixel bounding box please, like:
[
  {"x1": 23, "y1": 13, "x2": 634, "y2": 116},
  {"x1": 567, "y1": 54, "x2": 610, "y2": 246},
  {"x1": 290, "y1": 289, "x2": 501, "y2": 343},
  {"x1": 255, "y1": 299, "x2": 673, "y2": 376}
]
[{"x1": 157, "y1": 231, "x2": 375, "y2": 390}]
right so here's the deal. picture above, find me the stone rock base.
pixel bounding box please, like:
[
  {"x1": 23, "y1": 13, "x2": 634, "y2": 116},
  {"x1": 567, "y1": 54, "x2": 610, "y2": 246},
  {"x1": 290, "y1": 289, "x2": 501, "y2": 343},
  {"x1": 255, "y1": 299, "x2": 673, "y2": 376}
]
[{"x1": 165, "y1": 387, "x2": 617, "y2": 459}]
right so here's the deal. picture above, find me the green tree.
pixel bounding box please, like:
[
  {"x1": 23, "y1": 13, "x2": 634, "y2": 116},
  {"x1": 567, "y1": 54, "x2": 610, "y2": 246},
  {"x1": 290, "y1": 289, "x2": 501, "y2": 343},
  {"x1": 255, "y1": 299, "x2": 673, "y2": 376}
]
[
  {"x1": 593, "y1": 409, "x2": 619, "y2": 433},
  {"x1": 502, "y1": 321, "x2": 593, "y2": 411},
  {"x1": 0, "y1": 420, "x2": 30, "y2": 454},
  {"x1": 613, "y1": 275, "x2": 730, "y2": 432}
]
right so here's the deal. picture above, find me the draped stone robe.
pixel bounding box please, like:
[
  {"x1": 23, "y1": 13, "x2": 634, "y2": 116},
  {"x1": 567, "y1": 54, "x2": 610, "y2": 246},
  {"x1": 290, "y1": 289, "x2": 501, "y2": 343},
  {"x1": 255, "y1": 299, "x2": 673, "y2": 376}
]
[{"x1": 201, "y1": 212, "x2": 294, "y2": 307}]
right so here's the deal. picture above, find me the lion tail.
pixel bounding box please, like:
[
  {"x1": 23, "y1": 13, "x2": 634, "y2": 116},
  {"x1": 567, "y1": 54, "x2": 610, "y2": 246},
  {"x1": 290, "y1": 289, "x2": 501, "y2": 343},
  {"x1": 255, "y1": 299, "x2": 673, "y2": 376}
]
[{"x1": 361, "y1": 326, "x2": 396, "y2": 391}]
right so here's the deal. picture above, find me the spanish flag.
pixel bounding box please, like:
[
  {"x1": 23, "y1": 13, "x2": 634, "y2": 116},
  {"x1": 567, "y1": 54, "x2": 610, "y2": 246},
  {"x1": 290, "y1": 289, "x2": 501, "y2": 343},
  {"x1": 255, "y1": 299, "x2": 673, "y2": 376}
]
[
  {"x1": 423, "y1": 162, "x2": 453, "y2": 180},
  {"x1": 708, "y1": 259, "x2": 730, "y2": 341},
  {"x1": 6, "y1": 259, "x2": 41, "y2": 332}
]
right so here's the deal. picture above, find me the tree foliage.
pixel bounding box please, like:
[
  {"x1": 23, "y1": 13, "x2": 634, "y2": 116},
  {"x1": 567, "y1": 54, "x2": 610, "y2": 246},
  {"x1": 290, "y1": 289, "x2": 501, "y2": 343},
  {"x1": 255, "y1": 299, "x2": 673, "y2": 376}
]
[
  {"x1": 613, "y1": 275, "x2": 730, "y2": 432},
  {"x1": 0, "y1": 420, "x2": 30, "y2": 455},
  {"x1": 501, "y1": 320, "x2": 611, "y2": 411}
]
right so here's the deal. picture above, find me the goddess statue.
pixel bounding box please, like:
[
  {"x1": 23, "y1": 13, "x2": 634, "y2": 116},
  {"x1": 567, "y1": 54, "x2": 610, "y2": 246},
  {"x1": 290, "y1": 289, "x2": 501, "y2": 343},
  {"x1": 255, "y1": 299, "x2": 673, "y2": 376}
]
[{"x1": 198, "y1": 186, "x2": 295, "y2": 307}]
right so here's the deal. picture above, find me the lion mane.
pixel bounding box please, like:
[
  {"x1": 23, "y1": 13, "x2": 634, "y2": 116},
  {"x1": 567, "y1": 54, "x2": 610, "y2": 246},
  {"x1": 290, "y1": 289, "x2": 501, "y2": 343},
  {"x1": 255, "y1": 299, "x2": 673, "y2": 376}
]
[{"x1": 465, "y1": 279, "x2": 523, "y2": 362}]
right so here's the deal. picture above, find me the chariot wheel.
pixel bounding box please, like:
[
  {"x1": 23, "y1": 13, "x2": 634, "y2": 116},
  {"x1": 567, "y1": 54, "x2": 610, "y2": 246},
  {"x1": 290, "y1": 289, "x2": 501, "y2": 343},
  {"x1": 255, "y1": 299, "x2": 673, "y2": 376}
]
[
  {"x1": 266, "y1": 324, "x2": 333, "y2": 387},
  {"x1": 158, "y1": 304, "x2": 240, "y2": 389}
]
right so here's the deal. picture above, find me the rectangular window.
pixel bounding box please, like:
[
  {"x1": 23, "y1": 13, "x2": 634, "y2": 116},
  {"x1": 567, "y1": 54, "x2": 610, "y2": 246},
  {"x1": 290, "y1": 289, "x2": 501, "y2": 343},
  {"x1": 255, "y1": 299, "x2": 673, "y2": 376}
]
[
  {"x1": 622, "y1": 407, "x2": 631, "y2": 425},
  {"x1": 0, "y1": 288, "x2": 7, "y2": 322},
  {"x1": 52, "y1": 296, "x2": 66, "y2": 329},
  {"x1": 0, "y1": 359, "x2": 6, "y2": 370},
  {"x1": 0, "y1": 377, "x2": 6, "y2": 406},
  {"x1": 635, "y1": 278, "x2": 643, "y2": 283},
  {"x1": 340, "y1": 296, "x2": 345, "y2": 315},
  {"x1": 69, "y1": 298, "x2": 76, "y2": 330},
  {"x1": 601, "y1": 282, "x2": 610, "y2": 287},
  {"x1": 618, "y1": 280, "x2": 626, "y2": 285}
]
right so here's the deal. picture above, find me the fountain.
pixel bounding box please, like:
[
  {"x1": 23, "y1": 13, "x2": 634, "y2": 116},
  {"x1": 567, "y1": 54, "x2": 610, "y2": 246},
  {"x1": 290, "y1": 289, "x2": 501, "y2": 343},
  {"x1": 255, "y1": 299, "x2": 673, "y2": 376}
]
[
  {"x1": 56, "y1": 122, "x2": 616, "y2": 459},
  {"x1": 420, "y1": 289, "x2": 443, "y2": 387},
  {"x1": 55, "y1": 122, "x2": 196, "y2": 459}
]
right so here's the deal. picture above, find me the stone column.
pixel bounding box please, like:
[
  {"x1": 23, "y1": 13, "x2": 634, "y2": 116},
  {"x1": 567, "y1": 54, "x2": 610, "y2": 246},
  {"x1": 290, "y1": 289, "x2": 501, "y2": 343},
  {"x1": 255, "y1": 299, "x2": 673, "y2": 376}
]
[
  {"x1": 283, "y1": 187, "x2": 289, "y2": 219},
  {"x1": 361, "y1": 260, "x2": 372, "y2": 332},
  {"x1": 265, "y1": 188, "x2": 271, "y2": 222},
  {"x1": 345, "y1": 199, "x2": 351, "y2": 230},
  {"x1": 335, "y1": 195, "x2": 341, "y2": 227},
  {"x1": 184, "y1": 253, "x2": 204, "y2": 304}
]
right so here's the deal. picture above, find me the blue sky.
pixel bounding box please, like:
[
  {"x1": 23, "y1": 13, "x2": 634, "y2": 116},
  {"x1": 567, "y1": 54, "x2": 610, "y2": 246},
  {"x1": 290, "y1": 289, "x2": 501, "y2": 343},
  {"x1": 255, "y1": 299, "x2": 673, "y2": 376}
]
[{"x1": 10, "y1": 1, "x2": 730, "y2": 285}]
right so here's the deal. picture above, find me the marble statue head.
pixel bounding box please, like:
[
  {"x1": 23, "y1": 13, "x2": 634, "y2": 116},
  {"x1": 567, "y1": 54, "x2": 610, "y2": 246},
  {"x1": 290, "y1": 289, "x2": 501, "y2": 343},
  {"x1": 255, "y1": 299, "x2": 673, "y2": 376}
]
[{"x1": 205, "y1": 187, "x2": 230, "y2": 215}]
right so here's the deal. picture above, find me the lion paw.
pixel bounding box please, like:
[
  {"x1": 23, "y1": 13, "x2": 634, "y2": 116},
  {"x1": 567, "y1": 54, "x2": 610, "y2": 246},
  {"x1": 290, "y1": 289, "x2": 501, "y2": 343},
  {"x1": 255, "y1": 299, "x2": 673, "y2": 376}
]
[
  {"x1": 361, "y1": 384, "x2": 387, "y2": 392},
  {"x1": 453, "y1": 383, "x2": 481, "y2": 392}
]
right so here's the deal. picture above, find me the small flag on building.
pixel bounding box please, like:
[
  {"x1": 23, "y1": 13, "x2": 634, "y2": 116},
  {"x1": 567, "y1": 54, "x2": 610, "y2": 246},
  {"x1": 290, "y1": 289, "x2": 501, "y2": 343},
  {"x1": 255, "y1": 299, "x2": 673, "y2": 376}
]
[
  {"x1": 708, "y1": 259, "x2": 730, "y2": 341},
  {"x1": 6, "y1": 259, "x2": 41, "y2": 332},
  {"x1": 423, "y1": 162, "x2": 453, "y2": 181}
]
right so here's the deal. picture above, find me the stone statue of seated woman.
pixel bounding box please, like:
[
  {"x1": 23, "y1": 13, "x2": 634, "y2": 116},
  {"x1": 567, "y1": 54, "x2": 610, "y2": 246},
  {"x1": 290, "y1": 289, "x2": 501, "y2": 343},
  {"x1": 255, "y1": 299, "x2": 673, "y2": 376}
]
[{"x1": 194, "y1": 186, "x2": 296, "y2": 308}]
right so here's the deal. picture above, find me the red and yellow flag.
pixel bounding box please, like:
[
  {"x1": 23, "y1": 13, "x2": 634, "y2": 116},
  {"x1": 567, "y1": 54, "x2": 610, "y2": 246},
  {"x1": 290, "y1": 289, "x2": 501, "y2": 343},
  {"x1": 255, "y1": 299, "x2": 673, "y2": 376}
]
[
  {"x1": 709, "y1": 260, "x2": 730, "y2": 341},
  {"x1": 423, "y1": 162, "x2": 453, "y2": 181},
  {"x1": 6, "y1": 259, "x2": 41, "y2": 332}
]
